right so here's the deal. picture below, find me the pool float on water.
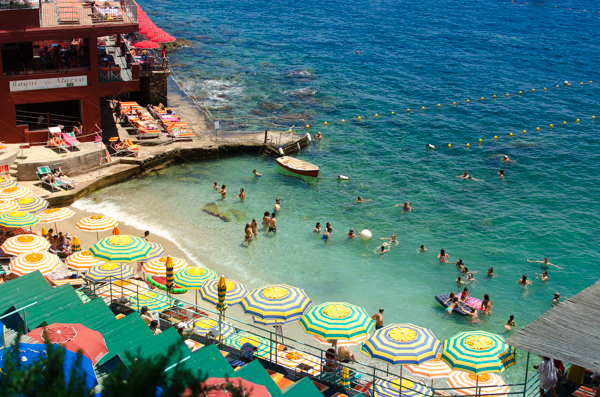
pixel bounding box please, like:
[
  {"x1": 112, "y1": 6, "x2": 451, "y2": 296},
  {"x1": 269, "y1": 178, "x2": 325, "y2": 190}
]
[
  {"x1": 435, "y1": 294, "x2": 475, "y2": 316},
  {"x1": 147, "y1": 275, "x2": 188, "y2": 294}
]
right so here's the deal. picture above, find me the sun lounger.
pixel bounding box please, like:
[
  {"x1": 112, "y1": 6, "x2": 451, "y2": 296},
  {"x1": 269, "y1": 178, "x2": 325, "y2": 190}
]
[
  {"x1": 37, "y1": 166, "x2": 62, "y2": 192},
  {"x1": 109, "y1": 137, "x2": 138, "y2": 157},
  {"x1": 62, "y1": 132, "x2": 81, "y2": 151},
  {"x1": 0, "y1": 165, "x2": 11, "y2": 180},
  {"x1": 49, "y1": 165, "x2": 75, "y2": 190},
  {"x1": 48, "y1": 127, "x2": 69, "y2": 153}
]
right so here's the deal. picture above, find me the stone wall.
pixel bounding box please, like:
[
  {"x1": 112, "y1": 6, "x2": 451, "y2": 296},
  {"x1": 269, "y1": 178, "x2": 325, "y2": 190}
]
[{"x1": 133, "y1": 71, "x2": 171, "y2": 107}]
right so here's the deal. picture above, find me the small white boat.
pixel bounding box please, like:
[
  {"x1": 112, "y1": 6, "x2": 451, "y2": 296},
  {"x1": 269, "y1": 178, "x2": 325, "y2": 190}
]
[{"x1": 276, "y1": 156, "x2": 319, "y2": 178}]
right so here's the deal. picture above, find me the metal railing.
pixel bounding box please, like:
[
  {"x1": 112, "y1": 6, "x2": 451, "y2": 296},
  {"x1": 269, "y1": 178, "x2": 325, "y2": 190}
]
[{"x1": 39, "y1": 0, "x2": 137, "y2": 27}]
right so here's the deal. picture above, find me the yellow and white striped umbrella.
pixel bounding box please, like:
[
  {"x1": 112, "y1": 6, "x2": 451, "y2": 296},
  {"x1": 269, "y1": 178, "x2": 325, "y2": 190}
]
[
  {"x1": 447, "y1": 371, "x2": 510, "y2": 397},
  {"x1": 10, "y1": 252, "x2": 61, "y2": 276},
  {"x1": 65, "y1": 250, "x2": 107, "y2": 271},
  {"x1": 0, "y1": 177, "x2": 16, "y2": 190},
  {"x1": 405, "y1": 355, "x2": 453, "y2": 387},
  {"x1": 0, "y1": 186, "x2": 31, "y2": 201},
  {"x1": 96, "y1": 279, "x2": 147, "y2": 298},
  {"x1": 1, "y1": 235, "x2": 50, "y2": 256},
  {"x1": 37, "y1": 208, "x2": 75, "y2": 223},
  {"x1": 143, "y1": 257, "x2": 189, "y2": 276},
  {"x1": 76, "y1": 215, "x2": 118, "y2": 240},
  {"x1": 0, "y1": 200, "x2": 18, "y2": 213},
  {"x1": 17, "y1": 197, "x2": 48, "y2": 213}
]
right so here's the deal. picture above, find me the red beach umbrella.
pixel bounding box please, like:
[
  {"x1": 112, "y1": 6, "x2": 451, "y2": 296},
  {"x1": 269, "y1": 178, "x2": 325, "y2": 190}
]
[
  {"x1": 26, "y1": 323, "x2": 108, "y2": 366},
  {"x1": 134, "y1": 41, "x2": 160, "y2": 49},
  {"x1": 151, "y1": 34, "x2": 176, "y2": 43},
  {"x1": 144, "y1": 30, "x2": 166, "y2": 39},
  {"x1": 138, "y1": 24, "x2": 158, "y2": 34},
  {"x1": 182, "y1": 377, "x2": 271, "y2": 397}
]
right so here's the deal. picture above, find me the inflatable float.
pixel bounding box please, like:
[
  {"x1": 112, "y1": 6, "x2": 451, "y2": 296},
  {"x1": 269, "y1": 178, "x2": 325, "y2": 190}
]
[
  {"x1": 147, "y1": 275, "x2": 188, "y2": 294},
  {"x1": 435, "y1": 294, "x2": 483, "y2": 316}
]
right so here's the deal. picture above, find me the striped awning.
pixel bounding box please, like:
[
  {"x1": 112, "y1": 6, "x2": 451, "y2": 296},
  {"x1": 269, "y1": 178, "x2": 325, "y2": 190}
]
[
  {"x1": 0, "y1": 186, "x2": 31, "y2": 201},
  {"x1": 75, "y1": 215, "x2": 118, "y2": 232},
  {"x1": 37, "y1": 208, "x2": 75, "y2": 223},
  {"x1": 173, "y1": 267, "x2": 217, "y2": 289},
  {"x1": 10, "y1": 252, "x2": 61, "y2": 276},
  {"x1": 441, "y1": 331, "x2": 517, "y2": 375},
  {"x1": 447, "y1": 371, "x2": 510, "y2": 397},
  {"x1": 17, "y1": 197, "x2": 48, "y2": 213},
  {"x1": 65, "y1": 250, "x2": 107, "y2": 271},
  {"x1": 143, "y1": 256, "x2": 189, "y2": 276},
  {"x1": 85, "y1": 263, "x2": 135, "y2": 282},
  {"x1": 0, "y1": 211, "x2": 39, "y2": 228},
  {"x1": 361, "y1": 323, "x2": 441, "y2": 366},
  {"x1": 240, "y1": 284, "x2": 312, "y2": 325},
  {"x1": 89, "y1": 235, "x2": 151, "y2": 263},
  {"x1": 369, "y1": 376, "x2": 434, "y2": 397},
  {"x1": 1, "y1": 235, "x2": 50, "y2": 256},
  {"x1": 299, "y1": 302, "x2": 374, "y2": 341},
  {"x1": 200, "y1": 278, "x2": 248, "y2": 307}
]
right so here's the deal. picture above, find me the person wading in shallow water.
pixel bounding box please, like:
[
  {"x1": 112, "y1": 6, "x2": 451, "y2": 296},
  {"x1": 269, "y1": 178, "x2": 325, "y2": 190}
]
[{"x1": 267, "y1": 212, "x2": 277, "y2": 234}]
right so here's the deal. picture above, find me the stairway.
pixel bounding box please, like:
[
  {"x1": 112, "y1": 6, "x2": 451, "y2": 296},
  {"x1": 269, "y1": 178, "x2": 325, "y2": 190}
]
[{"x1": 9, "y1": 145, "x2": 31, "y2": 181}]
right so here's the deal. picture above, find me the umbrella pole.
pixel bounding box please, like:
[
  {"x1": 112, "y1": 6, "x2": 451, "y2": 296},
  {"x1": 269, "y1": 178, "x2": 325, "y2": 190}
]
[
  {"x1": 399, "y1": 366, "x2": 403, "y2": 397},
  {"x1": 121, "y1": 263, "x2": 124, "y2": 295},
  {"x1": 54, "y1": 222, "x2": 58, "y2": 234},
  {"x1": 476, "y1": 375, "x2": 479, "y2": 397}
]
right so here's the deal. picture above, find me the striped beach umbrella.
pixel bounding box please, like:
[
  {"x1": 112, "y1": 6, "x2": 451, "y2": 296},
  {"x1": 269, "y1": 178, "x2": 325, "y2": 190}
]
[
  {"x1": 96, "y1": 279, "x2": 147, "y2": 298},
  {"x1": 144, "y1": 243, "x2": 165, "y2": 261},
  {"x1": 89, "y1": 235, "x2": 151, "y2": 263},
  {"x1": 76, "y1": 215, "x2": 118, "y2": 240},
  {"x1": 447, "y1": 371, "x2": 510, "y2": 397},
  {"x1": 361, "y1": 324, "x2": 441, "y2": 366},
  {"x1": 0, "y1": 200, "x2": 18, "y2": 213},
  {"x1": 223, "y1": 332, "x2": 273, "y2": 359},
  {"x1": 299, "y1": 302, "x2": 374, "y2": 342},
  {"x1": 0, "y1": 211, "x2": 39, "y2": 228},
  {"x1": 1, "y1": 235, "x2": 50, "y2": 256},
  {"x1": 36, "y1": 207, "x2": 75, "y2": 232},
  {"x1": 369, "y1": 376, "x2": 434, "y2": 397},
  {"x1": 240, "y1": 284, "x2": 312, "y2": 325},
  {"x1": 441, "y1": 331, "x2": 517, "y2": 375},
  {"x1": 405, "y1": 355, "x2": 453, "y2": 387},
  {"x1": 186, "y1": 317, "x2": 236, "y2": 339},
  {"x1": 200, "y1": 278, "x2": 248, "y2": 307},
  {"x1": 76, "y1": 290, "x2": 91, "y2": 304},
  {"x1": 143, "y1": 256, "x2": 189, "y2": 276},
  {"x1": 10, "y1": 252, "x2": 61, "y2": 276},
  {"x1": 85, "y1": 263, "x2": 135, "y2": 282},
  {"x1": 65, "y1": 250, "x2": 107, "y2": 271},
  {"x1": 129, "y1": 290, "x2": 177, "y2": 311},
  {"x1": 312, "y1": 333, "x2": 367, "y2": 347},
  {"x1": 71, "y1": 237, "x2": 81, "y2": 253},
  {"x1": 173, "y1": 267, "x2": 217, "y2": 289},
  {"x1": 17, "y1": 197, "x2": 48, "y2": 213},
  {"x1": 0, "y1": 186, "x2": 31, "y2": 201},
  {"x1": 0, "y1": 177, "x2": 16, "y2": 189}
]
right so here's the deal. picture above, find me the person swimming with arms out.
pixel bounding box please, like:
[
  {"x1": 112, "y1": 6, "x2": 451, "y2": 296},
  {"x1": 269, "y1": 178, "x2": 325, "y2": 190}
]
[
  {"x1": 313, "y1": 222, "x2": 321, "y2": 233},
  {"x1": 322, "y1": 227, "x2": 332, "y2": 242},
  {"x1": 504, "y1": 315, "x2": 516, "y2": 331},
  {"x1": 456, "y1": 171, "x2": 484, "y2": 181},
  {"x1": 253, "y1": 169, "x2": 262, "y2": 177},
  {"x1": 528, "y1": 257, "x2": 563, "y2": 269},
  {"x1": 374, "y1": 244, "x2": 391, "y2": 254},
  {"x1": 355, "y1": 196, "x2": 372, "y2": 203},
  {"x1": 381, "y1": 234, "x2": 399, "y2": 246},
  {"x1": 262, "y1": 211, "x2": 271, "y2": 231},
  {"x1": 486, "y1": 267, "x2": 497, "y2": 278},
  {"x1": 518, "y1": 275, "x2": 532, "y2": 286},
  {"x1": 416, "y1": 244, "x2": 427, "y2": 253},
  {"x1": 213, "y1": 182, "x2": 219, "y2": 190},
  {"x1": 438, "y1": 248, "x2": 449, "y2": 262},
  {"x1": 345, "y1": 228, "x2": 358, "y2": 239},
  {"x1": 393, "y1": 201, "x2": 412, "y2": 213}
]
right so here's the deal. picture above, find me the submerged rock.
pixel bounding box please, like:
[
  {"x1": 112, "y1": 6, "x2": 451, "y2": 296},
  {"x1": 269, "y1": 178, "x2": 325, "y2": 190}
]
[
  {"x1": 164, "y1": 39, "x2": 191, "y2": 50},
  {"x1": 202, "y1": 202, "x2": 230, "y2": 222}
]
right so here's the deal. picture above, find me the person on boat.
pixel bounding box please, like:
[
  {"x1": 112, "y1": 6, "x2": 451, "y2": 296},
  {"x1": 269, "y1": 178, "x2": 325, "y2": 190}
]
[
  {"x1": 321, "y1": 227, "x2": 332, "y2": 242},
  {"x1": 381, "y1": 234, "x2": 399, "y2": 246},
  {"x1": 467, "y1": 273, "x2": 477, "y2": 283},
  {"x1": 267, "y1": 213, "x2": 277, "y2": 234},
  {"x1": 262, "y1": 211, "x2": 271, "y2": 231},
  {"x1": 456, "y1": 171, "x2": 484, "y2": 181},
  {"x1": 539, "y1": 271, "x2": 549, "y2": 281},
  {"x1": 238, "y1": 188, "x2": 245, "y2": 200},
  {"x1": 417, "y1": 244, "x2": 427, "y2": 252},
  {"x1": 313, "y1": 222, "x2": 321, "y2": 233},
  {"x1": 251, "y1": 219, "x2": 259, "y2": 238},
  {"x1": 481, "y1": 294, "x2": 492, "y2": 314},
  {"x1": 459, "y1": 287, "x2": 470, "y2": 302},
  {"x1": 218, "y1": 184, "x2": 226, "y2": 198},
  {"x1": 528, "y1": 257, "x2": 562, "y2": 269},
  {"x1": 314, "y1": 132, "x2": 322, "y2": 140},
  {"x1": 374, "y1": 244, "x2": 390, "y2": 254},
  {"x1": 443, "y1": 292, "x2": 456, "y2": 305},
  {"x1": 456, "y1": 276, "x2": 465, "y2": 285},
  {"x1": 243, "y1": 223, "x2": 252, "y2": 245},
  {"x1": 213, "y1": 182, "x2": 219, "y2": 190},
  {"x1": 518, "y1": 275, "x2": 532, "y2": 285},
  {"x1": 499, "y1": 169, "x2": 505, "y2": 179},
  {"x1": 253, "y1": 169, "x2": 262, "y2": 177},
  {"x1": 487, "y1": 267, "x2": 496, "y2": 278},
  {"x1": 345, "y1": 229, "x2": 358, "y2": 239},
  {"x1": 504, "y1": 315, "x2": 516, "y2": 331},
  {"x1": 355, "y1": 196, "x2": 372, "y2": 203},
  {"x1": 273, "y1": 198, "x2": 281, "y2": 212},
  {"x1": 438, "y1": 249, "x2": 449, "y2": 262}
]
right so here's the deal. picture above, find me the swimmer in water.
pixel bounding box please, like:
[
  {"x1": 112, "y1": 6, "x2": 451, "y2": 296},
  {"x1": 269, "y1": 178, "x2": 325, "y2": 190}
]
[
  {"x1": 345, "y1": 228, "x2": 358, "y2": 239},
  {"x1": 416, "y1": 244, "x2": 427, "y2": 252},
  {"x1": 467, "y1": 273, "x2": 477, "y2": 283},
  {"x1": 313, "y1": 222, "x2": 321, "y2": 233},
  {"x1": 539, "y1": 271, "x2": 549, "y2": 282},
  {"x1": 243, "y1": 223, "x2": 252, "y2": 246},
  {"x1": 314, "y1": 132, "x2": 322, "y2": 140},
  {"x1": 326, "y1": 222, "x2": 336, "y2": 231},
  {"x1": 466, "y1": 306, "x2": 480, "y2": 323},
  {"x1": 262, "y1": 211, "x2": 271, "y2": 231},
  {"x1": 381, "y1": 234, "x2": 399, "y2": 246},
  {"x1": 499, "y1": 169, "x2": 505, "y2": 179},
  {"x1": 253, "y1": 169, "x2": 262, "y2": 177},
  {"x1": 501, "y1": 155, "x2": 511, "y2": 163},
  {"x1": 551, "y1": 292, "x2": 563, "y2": 307},
  {"x1": 504, "y1": 315, "x2": 516, "y2": 331},
  {"x1": 393, "y1": 201, "x2": 412, "y2": 213},
  {"x1": 322, "y1": 227, "x2": 332, "y2": 242},
  {"x1": 446, "y1": 297, "x2": 460, "y2": 313},
  {"x1": 461, "y1": 267, "x2": 469, "y2": 274},
  {"x1": 267, "y1": 213, "x2": 277, "y2": 234},
  {"x1": 218, "y1": 184, "x2": 226, "y2": 198},
  {"x1": 374, "y1": 244, "x2": 391, "y2": 254},
  {"x1": 443, "y1": 292, "x2": 456, "y2": 305},
  {"x1": 517, "y1": 275, "x2": 532, "y2": 285},
  {"x1": 251, "y1": 219, "x2": 258, "y2": 238},
  {"x1": 528, "y1": 257, "x2": 563, "y2": 269},
  {"x1": 481, "y1": 294, "x2": 492, "y2": 314},
  {"x1": 454, "y1": 259, "x2": 464, "y2": 272},
  {"x1": 456, "y1": 276, "x2": 465, "y2": 285},
  {"x1": 273, "y1": 198, "x2": 281, "y2": 212},
  {"x1": 355, "y1": 196, "x2": 372, "y2": 203},
  {"x1": 237, "y1": 188, "x2": 245, "y2": 200},
  {"x1": 459, "y1": 287, "x2": 470, "y2": 302},
  {"x1": 438, "y1": 249, "x2": 449, "y2": 262},
  {"x1": 213, "y1": 182, "x2": 219, "y2": 190},
  {"x1": 456, "y1": 171, "x2": 484, "y2": 181},
  {"x1": 487, "y1": 267, "x2": 496, "y2": 278}
]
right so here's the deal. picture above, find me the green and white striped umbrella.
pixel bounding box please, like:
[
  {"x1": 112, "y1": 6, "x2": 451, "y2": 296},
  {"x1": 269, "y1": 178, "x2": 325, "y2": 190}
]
[
  {"x1": 85, "y1": 263, "x2": 135, "y2": 282},
  {"x1": 369, "y1": 376, "x2": 434, "y2": 397},
  {"x1": 200, "y1": 278, "x2": 248, "y2": 307},
  {"x1": 173, "y1": 267, "x2": 217, "y2": 289},
  {"x1": 17, "y1": 197, "x2": 48, "y2": 213},
  {"x1": 441, "y1": 331, "x2": 517, "y2": 375},
  {"x1": 299, "y1": 302, "x2": 374, "y2": 341},
  {"x1": 223, "y1": 332, "x2": 273, "y2": 359},
  {"x1": 89, "y1": 235, "x2": 151, "y2": 263},
  {"x1": 76, "y1": 290, "x2": 91, "y2": 304},
  {"x1": 129, "y1": 290, "x2": 177, "y2": 311},
  {"x1": 240, "y1": 284, "x2": 312, "y2": 325},
  {"x1": 186, "y1": 317, "x2": 236, "y2": 339},
  {"x1": 0, "y1": 211, "x2": 39, "y2": 228}
]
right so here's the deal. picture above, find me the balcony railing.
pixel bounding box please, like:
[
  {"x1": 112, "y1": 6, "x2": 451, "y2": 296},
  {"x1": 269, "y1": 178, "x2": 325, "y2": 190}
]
[{"x1": 39, "y1": 0, "x2": 136, "y2": 27}]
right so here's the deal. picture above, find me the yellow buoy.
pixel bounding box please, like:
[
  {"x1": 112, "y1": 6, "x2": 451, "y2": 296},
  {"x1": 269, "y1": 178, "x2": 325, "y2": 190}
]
[
  {"x1": 536, "y1": 127, "x2": 540, "y2": 131},
  {"x1": 306, "y1": 124, "x2": 310, "y2": 128},
  {"x1": 358, "y1": 116, "x2": 361, "y2": 120},
  {"x1": 550, "y1": 124, "x2": 554, "y2": 127},
  {"x1": 568, "y1": 83, "x2": 571, "y2": 86},
  {"x1": 543, "y1": 87, "x2": 546, "y2": 91},
  {"x1": 532, "y1": 89, "x2": 535, "y2": 92},
  {"x1": 481, "y1": 97, "x2": 484, "y2": 100},
  {"x1": 448, "y1": 144, "x2": 451, "y2": 148},
  {"x1": 375, "y1": 114, "x2": 378, "y2": 117},
  {"x1": 523, "y1": 130, "x2": 526, "y2": 134},
  {"x1": 563, "y1": 121, "x2": 566, "y2": 124},
  {"x1": 479, "y1": 138, "x2": 483, "y2": 144},
  {"x1": 324, "y1": 121, "x2": 328, "y2": 125},
  {"x1": 452, "y1": 102, "x2": 456, "y2": 105},
  {"x1": 506, "y1": 93, "x2": 509, "y2": 97},
  {"x1": 437, "y1": 104, "x2": 441, "y2": 107},
  {"x1": 556, "y1": 85, "x2": 559, "y2": 88},
  {"x1": 466, "y1": 143, "x2": 470, "y2": 148},
  {"x1": 391, "y1": 111, "x2": 395, "y2": 114},
  {"x1": 493, "y1": 95, "x2": 496, "y2": 99},
  {"x1": 494, "y1": 135, "x2": 498, "y2": 140},
  {"x1": 519, "y1": 91, "x2": 522, "y2": 94},
  {"x1": 581, "y1": 82, "x2": 584, "y2": 85},
  {"x1": 466, "y1": 99, "x2": 470, "y2": 103},
  {"x1": 342, "y1": 119, "x2": 345, "y2": 123},
  {"x1": 509, "y1": 133, "x2": 513, "y2": 137},
  {"x1": 590, "y1": 81, "x2": 593, "y2": 84},
  {"x1": 593, "y1": 115, "x2": 596, "y2": 119},
  {"x1": 576, "y1": 119, "x2": 580, "y2": 123},
  {"x1": 421, "y1": 107, "x2": 425, "y2": 111},
  {"x1": 407, "y1": 108, "x2": 410, "y2": 112}
]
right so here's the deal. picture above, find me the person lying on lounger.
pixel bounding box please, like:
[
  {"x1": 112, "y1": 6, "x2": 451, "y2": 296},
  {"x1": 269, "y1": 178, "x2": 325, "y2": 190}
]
[{"x1": 54, "y1": 169, "x2": 75, "y2": 182}]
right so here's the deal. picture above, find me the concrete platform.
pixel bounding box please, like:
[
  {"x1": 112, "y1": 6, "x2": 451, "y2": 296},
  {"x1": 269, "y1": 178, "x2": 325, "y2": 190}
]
[{"x1": 0, "y1": 144, "x2": 21, "y2": 168}]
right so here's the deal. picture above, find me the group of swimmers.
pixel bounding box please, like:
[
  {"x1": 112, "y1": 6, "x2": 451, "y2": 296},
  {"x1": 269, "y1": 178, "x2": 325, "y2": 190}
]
[{"x1": 242, "y1": 199, "x2": 281, "y2": 245}]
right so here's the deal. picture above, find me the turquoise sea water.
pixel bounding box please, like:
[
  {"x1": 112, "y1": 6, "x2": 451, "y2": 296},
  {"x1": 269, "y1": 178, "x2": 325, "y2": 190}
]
[{"x1": 79, "y1": 0, "x2": 600, "y2": 381}]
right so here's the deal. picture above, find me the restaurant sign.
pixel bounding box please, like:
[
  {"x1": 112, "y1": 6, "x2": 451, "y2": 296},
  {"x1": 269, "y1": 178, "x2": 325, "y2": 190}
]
[{"x1": 9, "y1": 75, "x2": 88, "y2": 92}]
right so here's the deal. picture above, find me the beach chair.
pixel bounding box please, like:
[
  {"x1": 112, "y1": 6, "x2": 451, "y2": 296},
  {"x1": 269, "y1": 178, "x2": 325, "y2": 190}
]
[
  {"x1": 62, "y1": 132, "x2": 81, "y2": 151},
  {"x1": 48, "y1": 127, "x2": 69, "y2": 153},
  {"x1": 49, "y1": 164, "x2": 75, "y2": 190},
  {"x1": 109, "y1": 137, "x2": 138, "y2": 157},
  {"x1": 36, "y1": 166, "x2": 62, "y2": 192},
  {"x1": 0, "y1": 165, "x2": 11, "y2": 180}
]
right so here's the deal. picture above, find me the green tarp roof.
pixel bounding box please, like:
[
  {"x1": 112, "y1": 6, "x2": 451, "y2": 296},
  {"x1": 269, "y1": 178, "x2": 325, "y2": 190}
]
[
  {"x1": 41, "y1": 297, "x2": 115, "y2": 330},
  {"x1": 234, "y1": 360, "x2": 282, "y2": 397},
  {"x1": 281, "y1": 377, "x2": 325, "y2": 397},
  {"x1": 0, "y1": 271, "x2": 50, "y2": 314},
  {"x1": 97, "y1": 314, "x2": 154, "y2": 366},
  {"x1": 25, "y1": 284, "x2": 83, "y2": 330},
  {"x1": 119, "y1": 327, "x2": 191, "y2": 369}
]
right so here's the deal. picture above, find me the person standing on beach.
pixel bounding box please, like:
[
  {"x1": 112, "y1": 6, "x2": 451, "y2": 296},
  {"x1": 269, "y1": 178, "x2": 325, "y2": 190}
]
[
  {"x1": 372, "y1": 308, "x2": 384, "y2": 330},
  {"x1": 142, "y1": 231, "x2": 151, "y2": 242},
  {"x1": 262, "y1": 211, "x2": 271, "y2": 231},
  {"x1": 251, "y1": 219, "x2": 259, "y2": 238},
  {"x1": 267, "y1": 213, "x2": 277, "y2": 234},
  {"x1": 219, "y1": 184, "x2": 226, "y2": 199},
  {"x1": 238, "y1": 188, "x2": 245, "y2": 200},
  {"x1": 274, "y1": 198, "x2": 281, "y2": 212},
  {"x1": 244, "y1": 223, "x2": 252, "y2": 245}
]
